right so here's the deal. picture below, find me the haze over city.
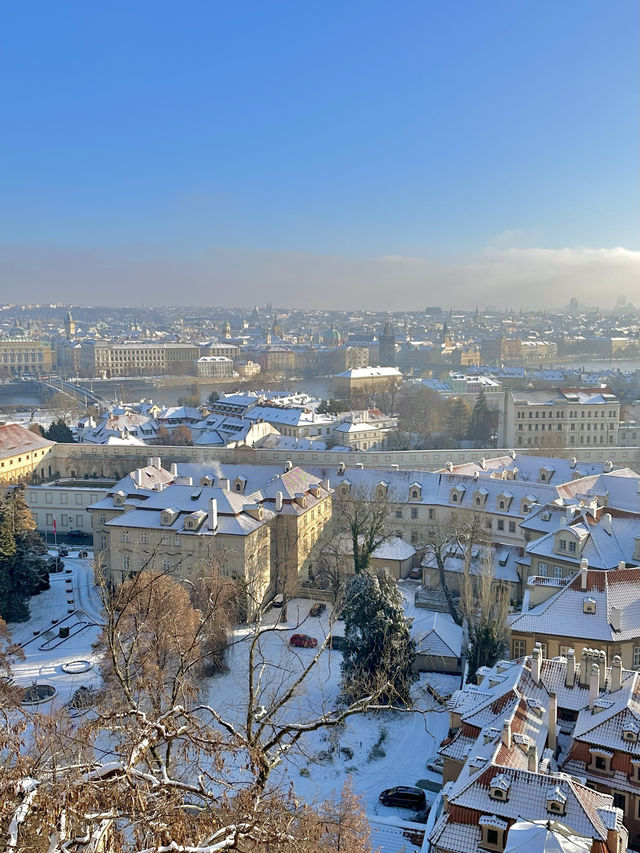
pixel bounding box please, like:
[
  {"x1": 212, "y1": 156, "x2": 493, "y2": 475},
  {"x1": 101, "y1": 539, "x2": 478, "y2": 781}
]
[{"x1": 1, "y1": 0, "x2": 638, "y2": 308}]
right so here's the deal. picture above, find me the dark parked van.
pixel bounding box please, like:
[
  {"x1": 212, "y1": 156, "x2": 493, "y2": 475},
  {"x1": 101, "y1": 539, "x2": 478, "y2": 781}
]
[{"x1": 379, "y1": 786, "x2": 426, "y2": 809}]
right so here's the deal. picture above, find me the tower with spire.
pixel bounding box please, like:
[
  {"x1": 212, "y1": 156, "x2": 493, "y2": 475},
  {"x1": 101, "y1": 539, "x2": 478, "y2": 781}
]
[
  {"x1": 64, "y1": 311, "x2": 76, "y2": 340},
  {"x1": 378, "y1": 318, "x2": 396, "y2": 366}
]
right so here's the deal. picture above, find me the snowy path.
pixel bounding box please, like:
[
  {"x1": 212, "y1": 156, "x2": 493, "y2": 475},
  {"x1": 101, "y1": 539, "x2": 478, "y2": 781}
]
[{"x1": 9, "y1": 551, "x2": 103, "y2": 706}]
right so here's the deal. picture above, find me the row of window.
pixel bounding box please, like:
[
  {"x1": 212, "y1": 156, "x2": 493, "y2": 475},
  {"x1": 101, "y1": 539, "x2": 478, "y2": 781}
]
[
  {"x1": 33, "y1": 512, "x2": 84, "y2": 527},
  {"x1": 516, "y1": 409, "x2": 617, "y2": 419}
]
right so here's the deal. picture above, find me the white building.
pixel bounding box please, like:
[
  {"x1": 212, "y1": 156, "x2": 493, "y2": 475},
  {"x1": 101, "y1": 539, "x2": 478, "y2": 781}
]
[{"x1": 197, "y1": 356, "x2": 234, "y2": 379}]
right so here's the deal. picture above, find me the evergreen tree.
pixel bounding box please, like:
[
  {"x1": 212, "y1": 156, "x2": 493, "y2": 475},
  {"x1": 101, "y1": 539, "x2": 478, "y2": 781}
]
[
  {"x1": 0, "y1": 489, "x2": 47, "y2": 622},
  {"x1": 341, "y1": 569, "x2": 417, "y2": 705},
  {"x1": 446, "y1": 398, "x2": 471, "y2": 444},
  {"x1": 467, "y1": 389, "x2": 495, "y2": 445},
  {"x1": 207, "y1": 390, "x2": 220, "y2": 406},
  {"x1": 45, "y1": 418, "x2": 75, "y2": 443}
]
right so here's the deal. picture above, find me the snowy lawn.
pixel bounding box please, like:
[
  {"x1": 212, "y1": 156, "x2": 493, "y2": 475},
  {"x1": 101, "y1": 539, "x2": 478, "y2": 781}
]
[
  {"x1": 9, "y1": 566, "x2": 452, "y2": 827},
  {"x1": 205, "y1": 596, "x2": 450, "y2": 821}
]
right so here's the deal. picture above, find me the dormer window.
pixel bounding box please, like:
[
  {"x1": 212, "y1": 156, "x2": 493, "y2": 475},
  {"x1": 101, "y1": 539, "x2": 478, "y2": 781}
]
[
  {"x1": 450, "y1": 486, "x2": 465, "y2": 504},
  {"x1": 340, "y1": 481, "x2": 351, "y2": 497},
  {"x1": 113, "y1": 490, "x2": 126, "y2": 507},
  {"x1": 589, "y1": 748, "x2": 613, "y2": 775},
  {"x1": 376, "y1": 481, "x2": 389, "y2": 499},
  {"x1": 479, "y1": 816, "x2": 507, "y2": 851},
  {"x1": 583, "y1": 597, "x2": 596, "y2": 614},
  {"x1": 489, "y1": 773, "x2": 510, "y2": 802},
  {"x1": 161, "y1": 508, "x2": 179, "y2": 527},
  {"x1": 546, "y1": 785, "x2": 567, "y2": 816},
  {"x1": 409, "y1": 482, "x2": 421, "y2": 501},
  {"x1": 623, "y1": 723, "x2": 639, "y2": 743}
]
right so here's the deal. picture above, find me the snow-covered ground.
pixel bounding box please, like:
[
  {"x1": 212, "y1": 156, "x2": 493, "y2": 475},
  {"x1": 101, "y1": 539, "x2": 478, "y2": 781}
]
[
  {"x1": 8, "y1": 562, "x2": 455, "y2": 845},
  {"x1": 204, "y1": 595, "x2": 453, "y2": 822},
  {"x1": 9, "y1": 550, "x2": 103, "y2": 707}
]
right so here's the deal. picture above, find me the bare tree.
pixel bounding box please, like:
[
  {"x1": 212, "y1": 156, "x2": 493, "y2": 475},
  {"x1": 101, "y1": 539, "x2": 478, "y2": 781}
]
[
  {"x1": 1, "y1": 567, "x2": 406, "y2": 851},
  {"x1": 331, "y1": 482, "x2": 395, "y2": 575},
  {"x1": 461, "y1": 551, "x2": 509, "y2": 681}
]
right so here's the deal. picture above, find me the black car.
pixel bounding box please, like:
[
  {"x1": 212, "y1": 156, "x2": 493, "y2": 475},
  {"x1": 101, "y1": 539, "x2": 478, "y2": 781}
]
[
  {"x1": 46, "y1": 556, "x2": 64, "y2": 573},
  {"x1": 58, "y1": 546, "x2": 69, "y2": 557},
  {"x1": 379, "y1": 786, "x2": 426, "y2": 810},
  {"x1": 309, "y1": 602, "x2": 326, "y2": 617}
]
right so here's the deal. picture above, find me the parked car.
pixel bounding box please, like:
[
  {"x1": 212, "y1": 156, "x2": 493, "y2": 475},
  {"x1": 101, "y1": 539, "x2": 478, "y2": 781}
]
[
  {"x1": 409, "y1": 566, "x2": 423, "y2": 580},
  {"x1": 289, "y1": 633, "x2": 318, "y2": 649},
  {"x1": 309, "y1": 602, "x2": 326, "y2": 617},
  {"x1": 46, "y1": 556, "x2": 64, "y2": 573},
  {"x1": 427, "y1": 756, "x2": 444, "y2": 774},
  {"x1": 328, "y1": 635, "x2": 347, "y2": 651},
  {"x1": 272, "y1": 593, "x2": 284, "y2": 608},
  {"x1": 78, "y1": 549, "x2": 88, "y2": 558},
  {"x1": 379, "y1": 786, "x2": 426, "y2": 809},
  {"x1": 58, "y1": 546, "x2": 69, "y2": 557}
]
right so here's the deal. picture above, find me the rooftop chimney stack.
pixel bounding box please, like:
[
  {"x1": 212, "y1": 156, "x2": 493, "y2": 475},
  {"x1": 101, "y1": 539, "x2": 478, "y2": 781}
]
[
  {"x1": 580, "y1": 560, "x2": 588, "y2": 590},
  {"x1": 527, "y1": 743, "x2": 538, "y2": 772},
  {"x1": 502, "y1": 719, "x2": 511, "y2": 749},
  {"x1": 170, "y1": 463, "x2": 178, "y2": 477},
  {"x1": 275, "y1": 491, "x2": 283, "y2": 512},
  {"x1": 611, "y1": 655, "x2": 623, "y2": 692},
  {"x1": 531, "y1": 644, "x2": 542, "y2": 684},
  {"x1": 598, "y1": 650, "x2": 607, "y2": 689},
  {"x1": 579, "y1": 648, "x2": 589, "y2": 686},
  {"x1": 602, "y1": 513, "x2": 612, "y2": 535},
  {"x1": 548, "y1": 692, "x2": 557, "y2": 752},
  {"x1": 610, "y1": 606, "x2": 621, "y2": 632},
  {"x1": 209, "y1": 498, "x2": 218, "y2": 532},
  {"x1": 617, "y1": 560, "x2": 626, "y2": 571},
  {"x1": 565, "y1": 649, "x2": 575, "y2": 688},
  {"x1": 589, "y1": 663, "x2": 600, "y2": 709}
]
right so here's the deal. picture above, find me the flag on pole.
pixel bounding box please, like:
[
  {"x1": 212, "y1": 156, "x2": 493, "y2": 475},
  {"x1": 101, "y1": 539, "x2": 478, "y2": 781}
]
[{"x1": 53, "y1": 517, "x2": 56, "y2": 534}]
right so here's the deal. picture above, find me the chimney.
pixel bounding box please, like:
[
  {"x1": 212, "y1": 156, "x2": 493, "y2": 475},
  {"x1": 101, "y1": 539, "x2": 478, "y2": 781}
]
[
  {"x1": 548, "y1": 692, "x2": 557, "y2": 752},
  {"x1": 611, "y1": 655, "x2": 623, "y2": 692},
  {"x1": 565, "y1": 506, "x2": 573, "y2": 524},
  {"x1": 569, "y1": 456, "x2": 577, "y2": 469},
  {"x1": 579, "y1": 648, "x2": 589, "y2": 686},
  {"x1": 322, "y1": 478, "x2": 330, "y2": 492},
  {"x1": 480, "y1": 457, "x2": 486, "y2": 470},
  {"x1": 602, "y1": 513, "x2": 612, "y2": 535},
  {"x1": 218, "y1": 477, "x2": 230, "y2": 490},
  {"x1": 209, "y1": 498, "x2": 218, "y2": 531},
  {"x1": 153, "y1": 456, "x2": 162, "y2": 469},
  {"x1": 610, "y1": 606, "x2": 621, "y2": 632},
  {"x1": 603, "y1": 460, "x2": 613, "y2": 473},
  {"x1": 275, "y1": 491, "x2": 283, "y2": 512},
  {"x1": 589, "y1": 663, "x2": 600, "y2": 709},
  {"x1": 338, "y1": 462, "x2": 345, "y2": 475},
  {"x1": 502, "y1": 719, "x2": 511, "y2": 749},
  {"x1": 284, "y1": 460, "x2": 293, "y2": 472},
  {"x1": 147, "y1": 456, "x2": 153, "y2": 467},
  {"x1": 580, "y1": 560, "x2": 588, "y2": 590},
  {"x1": 598, "y1": 650, "x2": 607, "y2": 689},
  {"x1": 565, "y1": 649, "x2": 575, "y2": 688},
  {"x1": 170, "y1": 462, "x2": 178, "y2": 477},
  {"x1": 527, "y1": 743, "x2": 538, "y2": 772},
  {"x1": 531, "y1": 644, "x2": 542, "y2": 684}
]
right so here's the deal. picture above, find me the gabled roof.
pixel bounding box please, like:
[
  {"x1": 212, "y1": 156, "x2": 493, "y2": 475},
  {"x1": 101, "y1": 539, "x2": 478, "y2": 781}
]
[{"x1": 0, "y1": 423, "x2": 54, "y2": 459}]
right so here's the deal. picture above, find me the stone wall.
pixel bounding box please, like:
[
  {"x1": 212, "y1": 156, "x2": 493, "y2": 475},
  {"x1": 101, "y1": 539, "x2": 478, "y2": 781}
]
[{"x1": 35, "y1": 441, "x2": 640, "y2": 482}]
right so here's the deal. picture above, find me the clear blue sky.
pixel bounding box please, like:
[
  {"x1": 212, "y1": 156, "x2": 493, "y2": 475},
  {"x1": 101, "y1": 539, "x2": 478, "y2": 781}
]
[{"x1": 0, "y1": 1, "x2": 637, "y2": 306}]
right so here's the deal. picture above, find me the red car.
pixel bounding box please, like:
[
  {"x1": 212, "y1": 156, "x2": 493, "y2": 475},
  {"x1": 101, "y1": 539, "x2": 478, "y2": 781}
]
[{"x1": 289, "y1": 633, "x2": 318, "y2": 648}]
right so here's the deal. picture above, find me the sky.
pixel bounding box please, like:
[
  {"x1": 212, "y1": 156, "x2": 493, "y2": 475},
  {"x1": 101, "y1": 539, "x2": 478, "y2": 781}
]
[{"x1": 0, "y1": 1, "x2": 638, "y2": 309}]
